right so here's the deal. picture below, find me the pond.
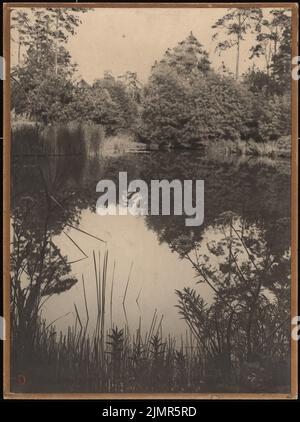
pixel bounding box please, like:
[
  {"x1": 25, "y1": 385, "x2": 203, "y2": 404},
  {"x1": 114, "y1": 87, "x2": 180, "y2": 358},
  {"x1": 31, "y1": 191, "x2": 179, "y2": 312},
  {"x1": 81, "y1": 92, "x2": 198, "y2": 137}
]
[{"x1": 11, "y1": 147, "x2": 291, "y2": 342}]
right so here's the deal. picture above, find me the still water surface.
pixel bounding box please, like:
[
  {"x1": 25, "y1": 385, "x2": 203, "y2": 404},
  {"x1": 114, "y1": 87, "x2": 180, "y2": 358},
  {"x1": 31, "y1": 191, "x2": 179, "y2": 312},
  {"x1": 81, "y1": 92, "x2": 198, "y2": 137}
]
[{"x1": 11, "y1": 149, "x2": 291, "y2": 340}]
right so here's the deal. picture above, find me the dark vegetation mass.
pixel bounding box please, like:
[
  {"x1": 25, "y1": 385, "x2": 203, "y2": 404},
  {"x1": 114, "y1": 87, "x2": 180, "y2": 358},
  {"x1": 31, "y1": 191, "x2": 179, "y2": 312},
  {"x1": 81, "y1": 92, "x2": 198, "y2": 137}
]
[
  {"x1": 11, "y1": 8, "x2": 291, "y2": 155},
  {"x1": 10, "y1": 7, "x2": 292, "y2": 393}
]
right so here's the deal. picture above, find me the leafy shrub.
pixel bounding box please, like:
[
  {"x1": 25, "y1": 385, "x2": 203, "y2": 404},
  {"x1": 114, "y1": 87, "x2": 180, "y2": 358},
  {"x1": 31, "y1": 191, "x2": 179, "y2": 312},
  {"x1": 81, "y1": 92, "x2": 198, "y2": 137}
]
[
  {"x1": 139, "y1": 64, "x2": 250, "y2": 147},
  {"x1": 254, "y1": 94, "x2": 291, "y2": 142},
  {"x1": 71, "y1": 75, "x2": 139, "y2": 135}
]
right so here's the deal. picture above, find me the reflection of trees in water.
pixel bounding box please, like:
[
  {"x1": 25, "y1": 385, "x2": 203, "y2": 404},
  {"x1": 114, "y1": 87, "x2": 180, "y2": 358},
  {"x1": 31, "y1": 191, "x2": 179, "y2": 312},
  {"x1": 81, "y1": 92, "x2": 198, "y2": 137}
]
[
  {"x1": 176, "y1": 213, "x2": 290, "y2": 389},
  {"x1": 10, "y1": 154, "x2": 100, "y2": 373},
  {"x1": 12, "y1": 151, "x2": 291, "y2": 251},
  {"x1": 10, "y1": 151, "x2": 291, "y2": 391},
  {"x1": 12, "y1": 154, "x2": 92, "y2": 236},
  {"x1": 11, "y1": 195, "x2": 78, "y2": 373},
  {"x1": 83, "y1": 152, "x2": 290, "y2": 255},
  {"x1": 141, "y1": 154, "x2": 290, "y2": 258}
]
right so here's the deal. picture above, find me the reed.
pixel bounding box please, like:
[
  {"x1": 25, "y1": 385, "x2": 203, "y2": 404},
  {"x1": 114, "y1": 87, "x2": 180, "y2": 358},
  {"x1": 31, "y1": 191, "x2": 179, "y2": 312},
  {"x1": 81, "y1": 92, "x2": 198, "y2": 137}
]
[
  {"x1": 11, "y1": 121, "x2": 105, "y2": 157},
  {"x1": 203, "y1": 137, "x2": 291, "y2": 159},
  {"x1": 11, "y1": 248, "x2": 207, "y2": 393}
]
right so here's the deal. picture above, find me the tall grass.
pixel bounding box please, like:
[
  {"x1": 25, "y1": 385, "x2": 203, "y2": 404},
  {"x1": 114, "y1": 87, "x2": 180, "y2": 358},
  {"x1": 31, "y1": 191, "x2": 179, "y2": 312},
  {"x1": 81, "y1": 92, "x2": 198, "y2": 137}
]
[
  {"x1": 11, "y1": 247, "x2": 207, "y2": 393},
  {"x1": 11, "y1": 121, "x2": 105, "y2": 157},
  {"x1": 203, "y1": 137, "x2": 291, "y2": 159},
  {"x1": 11, "y1": 235, "x2": 289, "y2": 393},
  {"x1": 101, "y1": 133, "x2": 147, "y2": 157},
  {"x1": 236, "y1": 139, "x2": 290, "y2": 158}
]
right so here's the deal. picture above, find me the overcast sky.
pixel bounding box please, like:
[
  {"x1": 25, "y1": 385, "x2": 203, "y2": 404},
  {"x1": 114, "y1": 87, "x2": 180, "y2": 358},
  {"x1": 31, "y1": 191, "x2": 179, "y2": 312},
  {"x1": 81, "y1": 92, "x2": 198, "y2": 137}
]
[
  {"x1": 67, "y1": 7, "x2": 279, "y2": 83},
  {"x1": 11, "y1": 7, "x2": 286, "y2": 83}
]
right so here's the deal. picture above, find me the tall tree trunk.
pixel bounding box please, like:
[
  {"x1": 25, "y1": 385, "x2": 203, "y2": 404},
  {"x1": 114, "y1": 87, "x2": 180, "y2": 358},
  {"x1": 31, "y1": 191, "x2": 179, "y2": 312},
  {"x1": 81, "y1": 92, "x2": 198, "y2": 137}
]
[
  {"x1": 236, "y1": 39, "x2": 240, "y2": 80},
  {"x1": 54, "y1": 12, "x2": 59, "y2": 75},
  {"x1": 18, "y1": 42, "x2": 21, "y2": 65},
  {"x1": 274, "y1": 26, "x2": 278, "y2": 54},
  {"x1": 17, "y1": 29, "x2": 21, "y2": 65},
  {"x1": 235, "y1": 13, "x2": 241, "y2": 80}
]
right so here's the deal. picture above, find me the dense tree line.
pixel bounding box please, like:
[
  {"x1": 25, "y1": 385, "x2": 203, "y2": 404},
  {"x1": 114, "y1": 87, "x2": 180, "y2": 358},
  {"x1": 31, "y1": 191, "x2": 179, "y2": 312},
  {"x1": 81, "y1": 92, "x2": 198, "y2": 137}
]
[
  {"x1": 137, "y1": 34, "x2": 252, "y2": 148},
  {"x1": 11, "y1": 8, "x2": 292, "y2": 147},
  {"x1": 11, "y1": 8, "x2": 140, "y2": 132},
  {"x1": 139, "y1": 8, "x2": 291, "y2": 148}
]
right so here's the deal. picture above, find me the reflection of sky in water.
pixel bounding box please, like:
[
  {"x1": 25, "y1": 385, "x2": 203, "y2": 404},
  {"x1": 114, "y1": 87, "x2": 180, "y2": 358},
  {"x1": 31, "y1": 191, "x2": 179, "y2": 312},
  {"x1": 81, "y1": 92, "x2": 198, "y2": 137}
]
[
  {"x1": 43, "y1": 208, "x2": 212, "y2": 340},
  {"x1": 12, "y1": 151, "x2": 291, "y2": 343}
]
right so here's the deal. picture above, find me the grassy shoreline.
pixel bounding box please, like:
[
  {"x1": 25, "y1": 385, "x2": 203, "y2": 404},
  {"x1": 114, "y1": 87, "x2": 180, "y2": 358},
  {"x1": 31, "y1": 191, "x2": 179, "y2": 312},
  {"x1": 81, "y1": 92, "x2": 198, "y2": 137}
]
[
  {"x1": 11, "y1": 246, "x2": 289, "y2": 394},
  {"x1": 11, "y1": 121, "x2": 291, "y2": 159}
]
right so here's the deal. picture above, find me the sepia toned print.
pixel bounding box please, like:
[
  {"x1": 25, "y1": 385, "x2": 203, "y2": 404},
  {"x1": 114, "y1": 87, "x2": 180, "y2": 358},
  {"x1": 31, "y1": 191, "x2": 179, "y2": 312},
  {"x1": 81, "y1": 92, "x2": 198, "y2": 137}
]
[{"x1": 3, "y1": 3, "x2": 298, "y2": 398}]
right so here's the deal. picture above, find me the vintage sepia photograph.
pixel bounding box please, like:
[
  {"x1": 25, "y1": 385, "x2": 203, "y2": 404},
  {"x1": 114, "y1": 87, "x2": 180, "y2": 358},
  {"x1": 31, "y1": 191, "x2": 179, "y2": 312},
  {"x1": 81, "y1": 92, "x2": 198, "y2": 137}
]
[{"x1": 3, "y1": 3, "x2": 298, "y2": 398}]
